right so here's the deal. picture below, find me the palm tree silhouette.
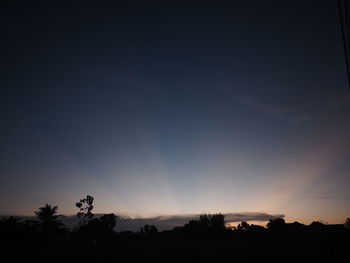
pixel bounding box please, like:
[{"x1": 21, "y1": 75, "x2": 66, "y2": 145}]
[{"x1": 35, "y1": 204, "x2": 63, "y2": 233}]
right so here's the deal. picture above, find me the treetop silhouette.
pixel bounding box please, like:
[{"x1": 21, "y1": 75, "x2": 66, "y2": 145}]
[
  {"x1": 76, "y1": 195, "x2": 94, "y2": 224},
  {"x1": 35, "y1": 203, "x2": 64, "y2": 231}
]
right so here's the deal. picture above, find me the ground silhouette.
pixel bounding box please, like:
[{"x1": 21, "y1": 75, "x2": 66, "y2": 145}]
[{"x1": 0, "y1": 197, "x2": 349, "y2": 262}]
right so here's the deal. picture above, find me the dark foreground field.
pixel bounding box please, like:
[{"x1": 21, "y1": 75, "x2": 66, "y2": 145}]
[{"x1": 1, "y1": 228, "x2": 350, "y2": 263}]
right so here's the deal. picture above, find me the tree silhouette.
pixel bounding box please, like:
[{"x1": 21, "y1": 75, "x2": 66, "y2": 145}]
[
  {"x1": 309, "y1": 221, "x2": 326, "y2": 230},
  {"x1": 76, "y1": 213, "x2": 117, "y2": 243},
  {"x1": 0, "y1": 216, "x2": 23, "y2": 243},
  {"x1": 266, "y1": 218, "x2": 286, "y2": 232},
  {"x1": 35, "y1": 204, "x2": 63, "y2": 231},
  {"x1": 99, "y1": 213, "x2": 117, "y2": 232},
  {"x1": 34, "y1": 204, "x2": 64, "y2": 241},
  {"x1": 1, "y1": 216, "x2": 22, "y2": 228},
  {"x1": 140, "y1": 224, "x2": 158, "y2": 236},
  {"x1": 185, "y1": 214, "x2": 226, "y2": 235},
  {"x1": 209, "y1": 213, "x2": 225, "y2": 231},
  {"x1": 345, "y1": 218, "x2": 350, "y2": 229},
  {"x1": 76, "y1": 195, "x2": 94, "y2": 225},
  {"x1": 237, "y1": 220, "x2": 250, "y2": 231},
  {"x1": 199, "y1": 214, "x2": 211, "y2": 227}
]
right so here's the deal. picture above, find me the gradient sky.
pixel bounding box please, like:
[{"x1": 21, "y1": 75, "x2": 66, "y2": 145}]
[{"x1": 1, "y1": 0, "x2": 350, "y2": 224}]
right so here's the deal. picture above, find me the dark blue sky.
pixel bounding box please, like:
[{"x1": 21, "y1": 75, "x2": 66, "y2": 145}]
[{"x1": 1, "y1": 0, "x2": 350, "y2": 223}]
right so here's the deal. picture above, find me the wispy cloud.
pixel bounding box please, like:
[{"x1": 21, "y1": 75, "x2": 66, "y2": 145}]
[
  {"x1": 301, "y1": 191, "x2": 350, "y2": 200},
  {"x1": 241, "y1": 98, "x2": 295, "y2": 115},
  {"x1": 240, "y1": 95, "x2": 350, "y2": 123}
]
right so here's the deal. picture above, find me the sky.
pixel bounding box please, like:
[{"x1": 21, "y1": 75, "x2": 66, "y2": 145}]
[{"x1": 1, "y1": 0, "x2": 350, "y2": 225}]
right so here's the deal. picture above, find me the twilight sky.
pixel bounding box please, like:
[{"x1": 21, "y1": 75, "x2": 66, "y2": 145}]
[{"x1": 1, "y1": 0, "x2": 350, "y2": 224}]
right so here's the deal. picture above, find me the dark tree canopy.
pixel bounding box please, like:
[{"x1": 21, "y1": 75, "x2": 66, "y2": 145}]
[
  {"x1": 266, "y1": 218, "x2": 286, "y2": 231},
  {"x1": 35, "y1": 204, "x2": 63, "y2": 231},
  {"x1": 76, "y1": 195, "x2": 94, "y2": 224},
  {"x1": 237, "y1": 220, "x2": 250, "y2": 231}
]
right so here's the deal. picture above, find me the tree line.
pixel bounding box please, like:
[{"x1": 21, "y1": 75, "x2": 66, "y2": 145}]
[{"x1": 1, "y1": 195, "x2": 350, "y2": 245}]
